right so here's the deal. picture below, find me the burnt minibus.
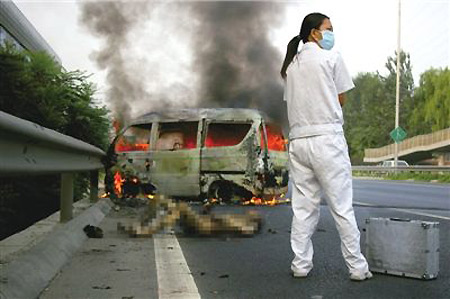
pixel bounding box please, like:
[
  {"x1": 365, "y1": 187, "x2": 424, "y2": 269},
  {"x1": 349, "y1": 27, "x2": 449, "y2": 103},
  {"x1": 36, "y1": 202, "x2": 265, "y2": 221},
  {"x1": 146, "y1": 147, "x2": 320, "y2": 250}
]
[{"x1": 107, "y1": 108, "x2": 288, "y2": 201}]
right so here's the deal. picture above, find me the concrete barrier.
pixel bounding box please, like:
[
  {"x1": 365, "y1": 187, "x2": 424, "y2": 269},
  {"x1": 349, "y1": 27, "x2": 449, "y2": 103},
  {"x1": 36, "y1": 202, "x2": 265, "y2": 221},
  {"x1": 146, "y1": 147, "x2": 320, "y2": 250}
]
[{"x1": 0, "y1": 199, "x2": 112, "y2": 299}]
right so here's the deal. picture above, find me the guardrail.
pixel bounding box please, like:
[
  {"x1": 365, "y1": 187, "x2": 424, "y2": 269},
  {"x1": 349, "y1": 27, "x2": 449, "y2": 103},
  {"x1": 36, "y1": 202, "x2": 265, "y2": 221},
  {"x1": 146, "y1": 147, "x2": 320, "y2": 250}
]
[
  {"x1": 0, "y1": 111, "x2": 106, "y2": 221},
  {"x1": 352, "y1": 165, "x2": 450, "y2": 173}
]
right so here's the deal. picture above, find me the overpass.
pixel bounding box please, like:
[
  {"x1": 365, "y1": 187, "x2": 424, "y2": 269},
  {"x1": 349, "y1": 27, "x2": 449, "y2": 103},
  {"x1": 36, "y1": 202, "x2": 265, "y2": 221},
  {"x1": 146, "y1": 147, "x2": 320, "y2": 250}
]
[{"x1": 364, "y1": 128, "x2": 450, "y2": 164}]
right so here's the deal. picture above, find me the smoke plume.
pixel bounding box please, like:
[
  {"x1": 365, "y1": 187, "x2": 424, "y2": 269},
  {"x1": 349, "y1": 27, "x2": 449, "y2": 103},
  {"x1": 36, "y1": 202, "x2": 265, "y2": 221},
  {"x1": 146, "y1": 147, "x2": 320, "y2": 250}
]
[
  {"x1": 190, "y1": 2, "x2": 287, "y2": 126},
  {"x1": 80, "y1": 1, "x2": 288, "y2": 128},
  {"x1": 80, "y1": 1, "x2": 152, "y2": 125}
]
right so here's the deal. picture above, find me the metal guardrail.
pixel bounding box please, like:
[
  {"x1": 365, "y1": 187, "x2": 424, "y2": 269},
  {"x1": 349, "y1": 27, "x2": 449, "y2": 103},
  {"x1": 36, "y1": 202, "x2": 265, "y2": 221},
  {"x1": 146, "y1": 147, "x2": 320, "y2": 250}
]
[
  {"x1": 364, "y1": 128, "x2": 450, "y2": 163},
  {"x1": 0, "y1": 111, "x2": 105, "y2": 175},
  {"x1": 0, "y1": 111, "x2": 106, "y2": 221},
  {"x1": 352, "y1": 166, "x2": 450, "y2": 173}
]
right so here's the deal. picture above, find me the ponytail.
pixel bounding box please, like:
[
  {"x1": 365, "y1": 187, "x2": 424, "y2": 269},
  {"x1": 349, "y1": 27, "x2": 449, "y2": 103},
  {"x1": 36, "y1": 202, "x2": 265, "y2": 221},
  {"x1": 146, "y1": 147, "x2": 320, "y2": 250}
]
[{"x1": 280, "y1": 35, "x2": 300, "y2": 79}]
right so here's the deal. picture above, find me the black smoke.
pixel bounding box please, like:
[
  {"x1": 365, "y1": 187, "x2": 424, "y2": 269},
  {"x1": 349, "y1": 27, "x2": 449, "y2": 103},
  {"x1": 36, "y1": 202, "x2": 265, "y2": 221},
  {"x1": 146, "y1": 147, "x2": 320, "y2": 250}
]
[
  {"x1": 190, "y1": 2, "x2": 287, "y2": 127},
  {"x1": 80, "y1": 1, "x2": 288, "y2": 128},
  {"x1": 80, "y1": 1, "x2": 152, "y2": 125}
]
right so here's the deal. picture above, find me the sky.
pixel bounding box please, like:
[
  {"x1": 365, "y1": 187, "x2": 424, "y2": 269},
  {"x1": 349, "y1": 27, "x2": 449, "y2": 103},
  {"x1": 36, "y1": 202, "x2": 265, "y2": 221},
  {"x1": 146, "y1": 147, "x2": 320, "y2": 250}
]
[{"x1": 12, "y1": 0, "x2": 450, "y2": 112}]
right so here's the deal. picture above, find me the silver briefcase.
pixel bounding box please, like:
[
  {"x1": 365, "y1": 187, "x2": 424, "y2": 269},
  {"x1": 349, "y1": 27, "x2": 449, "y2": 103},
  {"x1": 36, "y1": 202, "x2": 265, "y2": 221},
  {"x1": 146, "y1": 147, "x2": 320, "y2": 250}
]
[{"x1": 365, "y1": 217, "x2": 439, "y2": 280}]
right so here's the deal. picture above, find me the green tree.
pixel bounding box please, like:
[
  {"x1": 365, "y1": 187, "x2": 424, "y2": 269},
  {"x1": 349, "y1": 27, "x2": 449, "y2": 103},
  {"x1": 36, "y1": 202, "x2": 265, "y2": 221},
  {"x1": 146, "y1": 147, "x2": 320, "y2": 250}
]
[
  {"x1": 0, "y1": 43, "x2": 110, "y2": 150},
  {"x1": 344, "y1": 72, "x2": 386, "y2": 163},
  {"x1": 408, "y1": 68, "x2": 450, "y2": 134},
  {"x1": 344, "y1": 51, "x2": 415, "y2": 163},
  {"x1": 344, "y1": 51, "x2": 449, "y2": 164}
]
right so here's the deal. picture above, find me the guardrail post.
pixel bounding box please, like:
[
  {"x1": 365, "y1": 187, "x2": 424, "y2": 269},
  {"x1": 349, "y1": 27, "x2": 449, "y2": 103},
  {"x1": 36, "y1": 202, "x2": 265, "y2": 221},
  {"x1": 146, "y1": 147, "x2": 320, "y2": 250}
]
[
  {"x1": 60, "y1": 173, "x2": 74, "y2": 222},
  {"x1": 90, "y1": 170, "x2": 99, "y2": 203}
]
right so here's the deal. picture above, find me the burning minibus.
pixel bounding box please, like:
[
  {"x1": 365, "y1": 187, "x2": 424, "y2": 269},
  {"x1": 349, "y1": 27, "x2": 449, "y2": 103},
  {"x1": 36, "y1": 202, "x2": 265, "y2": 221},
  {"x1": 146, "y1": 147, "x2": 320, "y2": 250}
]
[{"x1": 107, "y1": 108, "x2": 288, "y2": 202}]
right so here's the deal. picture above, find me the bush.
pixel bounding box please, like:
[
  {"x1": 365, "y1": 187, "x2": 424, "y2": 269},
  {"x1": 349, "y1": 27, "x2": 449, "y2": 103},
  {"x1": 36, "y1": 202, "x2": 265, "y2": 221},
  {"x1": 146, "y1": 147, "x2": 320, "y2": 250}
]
[
  {"x1": 352, "y1": 171, "x2": 450, "y2": 183},
  {"x1": 0, "y1": 43, "x2": 110, "y2": 239},
  {"x1": 0, "y1": 43, "x2": 110, "y2": 150}
]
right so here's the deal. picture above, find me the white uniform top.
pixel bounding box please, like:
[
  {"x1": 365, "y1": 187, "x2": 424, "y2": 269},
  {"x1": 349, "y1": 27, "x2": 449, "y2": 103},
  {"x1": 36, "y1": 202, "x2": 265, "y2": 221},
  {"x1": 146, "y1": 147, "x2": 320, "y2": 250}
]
[{"x1": 284, "y1": 42, "x2": 354, "y2": 140}]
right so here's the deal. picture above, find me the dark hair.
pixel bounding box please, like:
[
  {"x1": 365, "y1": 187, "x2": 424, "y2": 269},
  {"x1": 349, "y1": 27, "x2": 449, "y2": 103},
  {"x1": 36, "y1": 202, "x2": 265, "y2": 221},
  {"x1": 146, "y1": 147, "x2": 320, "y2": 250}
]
[{"x1": 280, "y1": 12, "x2": 329, "y2": 79}]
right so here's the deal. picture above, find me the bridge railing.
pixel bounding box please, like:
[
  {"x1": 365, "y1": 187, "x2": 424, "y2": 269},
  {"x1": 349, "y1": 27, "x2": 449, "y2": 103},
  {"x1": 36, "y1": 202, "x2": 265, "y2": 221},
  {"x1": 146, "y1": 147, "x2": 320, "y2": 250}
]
[
  {"x1": 0, "y1": 111, "x2": 106, "y2": 222},
  {"x1": 364, "y1": 128, "x2": 450, "y2": 162}
]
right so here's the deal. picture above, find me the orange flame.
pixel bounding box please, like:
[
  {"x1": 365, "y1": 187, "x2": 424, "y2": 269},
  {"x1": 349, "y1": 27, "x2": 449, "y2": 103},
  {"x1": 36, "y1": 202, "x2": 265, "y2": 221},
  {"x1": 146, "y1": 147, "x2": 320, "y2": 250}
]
[
  {"x1": 242, "y1": 196, "x2": 284, "y2": 206},
  {"x1": 115, "y1": 142, "x2": 149, "y2": 152},
  {"x1": 114, "y1": 172, "x2": 124, "y2": 195},
  {"x1": 265, "y1": 124, "x2": 287, "y2": 152}
]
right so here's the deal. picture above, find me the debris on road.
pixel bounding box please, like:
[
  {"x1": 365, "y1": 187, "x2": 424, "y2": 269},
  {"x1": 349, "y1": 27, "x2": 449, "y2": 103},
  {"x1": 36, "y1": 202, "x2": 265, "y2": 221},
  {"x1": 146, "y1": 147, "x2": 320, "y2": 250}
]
[
  {"x1": 117, "y1": 195, "x2": 263, "y2": 237},
  {"x1": 83, "y1": 225, "x2": 103, "y2": 238},
  {"x1": 82, "y1": 248, "x2": 111, "y2": 254}
]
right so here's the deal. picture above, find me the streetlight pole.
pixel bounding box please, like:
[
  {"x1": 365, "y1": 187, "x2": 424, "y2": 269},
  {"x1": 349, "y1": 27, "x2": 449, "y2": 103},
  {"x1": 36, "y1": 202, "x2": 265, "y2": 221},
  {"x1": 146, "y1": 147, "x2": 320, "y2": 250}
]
[{"x1": 394, "y1": 0, "x2": 401, "y2": 167}]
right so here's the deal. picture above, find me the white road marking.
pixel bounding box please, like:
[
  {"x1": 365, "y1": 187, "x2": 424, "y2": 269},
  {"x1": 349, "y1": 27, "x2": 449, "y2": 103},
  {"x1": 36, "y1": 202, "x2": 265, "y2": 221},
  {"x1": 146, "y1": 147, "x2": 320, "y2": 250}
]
[
  {"x1": 154, "y1": 234, "x2": 201, "y2": 299},
  {"x1": 391, "y1": 208, "x2": 450, "y2": 221},
  {"x1": 354, "y1": 201, "x2": 376, "y2": 207},
  {"x1": 354, "y1": 201, "x2": 450, "y2": 221}
]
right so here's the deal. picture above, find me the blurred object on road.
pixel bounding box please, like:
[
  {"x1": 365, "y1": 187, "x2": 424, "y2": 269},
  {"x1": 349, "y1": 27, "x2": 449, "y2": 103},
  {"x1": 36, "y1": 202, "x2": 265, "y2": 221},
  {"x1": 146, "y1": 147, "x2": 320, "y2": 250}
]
[
  {"x1": 117, "y1": 195, "x2": 263, "y2": 237},
  {"x1": 83, "y1": 225, "x2": 104, "y2": 238}
]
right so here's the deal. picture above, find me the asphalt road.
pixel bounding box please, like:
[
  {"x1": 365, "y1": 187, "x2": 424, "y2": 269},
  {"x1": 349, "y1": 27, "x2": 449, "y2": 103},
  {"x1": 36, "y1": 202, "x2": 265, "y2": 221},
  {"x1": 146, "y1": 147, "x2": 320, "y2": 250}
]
[
  {"x1": 179, "y1": 179, "x2": 450, "y2": 299},
  {"x1": 39, "y1": 179, "x2": 450, "y2": 299},
  {"x1": 179, "y1": 205, "x2": 449, "y2": 299},
  {"x1": 352, "y1": 179, "x2": 450, "y2": 210},
  {"x1": 39, "y1": 207, "x2": 159, "y2": 299}
]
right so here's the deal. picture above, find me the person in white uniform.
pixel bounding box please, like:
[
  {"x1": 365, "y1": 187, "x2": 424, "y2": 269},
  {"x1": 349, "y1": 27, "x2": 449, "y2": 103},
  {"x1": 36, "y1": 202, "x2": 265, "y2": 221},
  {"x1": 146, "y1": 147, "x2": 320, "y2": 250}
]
[{"x1": 280, "y1": 12, "x2": 372, "y2": 281}]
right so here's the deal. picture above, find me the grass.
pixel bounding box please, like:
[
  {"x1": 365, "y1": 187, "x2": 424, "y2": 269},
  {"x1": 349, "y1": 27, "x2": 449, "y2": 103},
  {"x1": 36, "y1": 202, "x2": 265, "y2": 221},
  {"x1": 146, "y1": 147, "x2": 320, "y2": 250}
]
[{"x1": 352, "y1": 171, "x2": 450, "y2": 183}]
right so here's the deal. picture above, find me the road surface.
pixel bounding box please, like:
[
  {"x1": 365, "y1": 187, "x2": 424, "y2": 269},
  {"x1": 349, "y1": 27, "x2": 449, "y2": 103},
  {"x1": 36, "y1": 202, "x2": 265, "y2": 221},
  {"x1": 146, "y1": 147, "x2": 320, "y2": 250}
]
[{"x1": 39, "y1": 179, "x2": 450, "y2": 299}]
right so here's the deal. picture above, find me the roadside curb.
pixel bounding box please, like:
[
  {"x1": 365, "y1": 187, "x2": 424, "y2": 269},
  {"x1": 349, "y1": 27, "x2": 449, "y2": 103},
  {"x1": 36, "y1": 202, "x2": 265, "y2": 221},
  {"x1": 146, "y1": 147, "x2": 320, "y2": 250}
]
[{"x1": 0, "y1": 199, "x2": 112, "y2": 299}]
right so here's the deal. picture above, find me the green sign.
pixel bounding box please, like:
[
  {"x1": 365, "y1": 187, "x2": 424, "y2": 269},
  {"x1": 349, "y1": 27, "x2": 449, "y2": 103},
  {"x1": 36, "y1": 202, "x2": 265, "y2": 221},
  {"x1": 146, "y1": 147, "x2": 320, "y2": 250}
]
[{"x1": 390, "y1": 126, "x2": 407, "y2": 143}]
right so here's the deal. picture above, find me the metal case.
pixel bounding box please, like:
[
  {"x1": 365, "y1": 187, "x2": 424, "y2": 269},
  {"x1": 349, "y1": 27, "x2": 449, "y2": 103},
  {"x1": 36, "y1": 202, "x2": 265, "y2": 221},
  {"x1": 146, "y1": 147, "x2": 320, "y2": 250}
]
[{"x1": 365, "y1": 217, "x2": 439, "y2": 280}]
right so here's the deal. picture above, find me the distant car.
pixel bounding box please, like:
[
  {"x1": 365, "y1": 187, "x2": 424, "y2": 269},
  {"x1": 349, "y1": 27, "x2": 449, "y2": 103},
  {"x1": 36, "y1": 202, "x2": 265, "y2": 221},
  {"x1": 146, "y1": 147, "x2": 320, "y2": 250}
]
[{"x1": 380, "y1": 160, "x2": 409, "y2": 167}]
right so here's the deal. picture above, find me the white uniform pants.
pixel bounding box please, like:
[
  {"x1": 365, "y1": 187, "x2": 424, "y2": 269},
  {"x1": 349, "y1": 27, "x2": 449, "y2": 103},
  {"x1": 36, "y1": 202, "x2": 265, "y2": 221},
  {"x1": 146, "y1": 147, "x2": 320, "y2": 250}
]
[{"x1": 289, "y1": 134, "x2": 369, "y2": 276}]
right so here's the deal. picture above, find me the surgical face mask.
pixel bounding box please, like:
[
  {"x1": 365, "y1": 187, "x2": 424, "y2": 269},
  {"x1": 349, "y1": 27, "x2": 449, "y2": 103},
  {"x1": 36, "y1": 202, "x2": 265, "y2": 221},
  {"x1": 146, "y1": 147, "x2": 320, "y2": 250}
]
[{"x1": 318, "y1": 30, "x2": 334, "y2": 50}]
